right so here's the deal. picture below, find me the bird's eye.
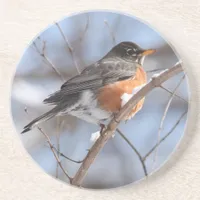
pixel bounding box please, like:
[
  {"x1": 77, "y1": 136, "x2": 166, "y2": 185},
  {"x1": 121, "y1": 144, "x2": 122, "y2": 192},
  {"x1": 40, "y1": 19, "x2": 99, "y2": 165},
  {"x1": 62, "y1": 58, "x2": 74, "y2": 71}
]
[{"x1": 126, "y1": 48, "x2": 134, "y2": 55}]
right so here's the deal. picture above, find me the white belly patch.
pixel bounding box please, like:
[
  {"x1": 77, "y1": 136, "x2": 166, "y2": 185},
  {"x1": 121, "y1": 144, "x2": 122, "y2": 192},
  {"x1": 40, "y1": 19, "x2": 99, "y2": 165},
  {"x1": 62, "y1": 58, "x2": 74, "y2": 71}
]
[{"x1": 69, "y1": 90, "x2": 111, "y2": 124}]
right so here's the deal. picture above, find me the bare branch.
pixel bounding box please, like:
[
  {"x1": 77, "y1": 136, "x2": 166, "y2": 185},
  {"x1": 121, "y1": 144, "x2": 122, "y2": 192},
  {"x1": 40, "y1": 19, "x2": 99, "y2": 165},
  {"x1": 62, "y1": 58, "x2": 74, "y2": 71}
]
[
  {"x1": 32, "y1": 39, "x2": 65, "y2": 81},
  {"x1": 152, "y1": 74, "x2": 185, "y2": 167},
  {"x1": 32, "y1": 41, "x2": 41, "y2": 54},
  {"x1": 143, "y1": 110, "x2": 187, "y2": 161},
  {"x1": 55, "y1": 22, "x2": 81, "y2": 74},
  {"x1": 160, "y1": 85, "x2": 188, "y2": 103},
  {"x1": 71, "y1": 62, "x2": 183, "y2": 186},
  {"x1": 24, "y1": 108, "x2": 72, "y2": 182},
  {"x1": 104, "y1": 20, "x2": 116, "y2": 45},
  {"x1": 116, "y1": 128, "x2": 147, "y2": 176}
]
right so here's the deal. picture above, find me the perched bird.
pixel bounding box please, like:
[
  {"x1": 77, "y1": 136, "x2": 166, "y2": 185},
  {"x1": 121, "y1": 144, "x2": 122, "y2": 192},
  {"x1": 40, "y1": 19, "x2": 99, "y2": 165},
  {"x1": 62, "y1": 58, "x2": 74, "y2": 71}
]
[{"x1": 21, "y1": 41, "x2": 156, "y2": 134}]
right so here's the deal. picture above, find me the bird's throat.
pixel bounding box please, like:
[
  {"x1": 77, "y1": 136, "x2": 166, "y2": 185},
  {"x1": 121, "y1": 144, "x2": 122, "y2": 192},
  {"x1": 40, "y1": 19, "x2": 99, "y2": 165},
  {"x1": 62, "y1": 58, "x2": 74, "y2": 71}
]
[{"x1": 138, "y1": 56, "x2": 145, "y2": 65}]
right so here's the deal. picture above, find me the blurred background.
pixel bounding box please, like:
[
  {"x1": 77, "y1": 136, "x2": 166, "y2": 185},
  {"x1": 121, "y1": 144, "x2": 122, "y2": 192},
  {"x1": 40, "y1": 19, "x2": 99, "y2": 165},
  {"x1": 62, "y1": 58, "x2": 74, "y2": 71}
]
[{"x1": 11, "y1": 11, "x2": 189, "y2": 189}]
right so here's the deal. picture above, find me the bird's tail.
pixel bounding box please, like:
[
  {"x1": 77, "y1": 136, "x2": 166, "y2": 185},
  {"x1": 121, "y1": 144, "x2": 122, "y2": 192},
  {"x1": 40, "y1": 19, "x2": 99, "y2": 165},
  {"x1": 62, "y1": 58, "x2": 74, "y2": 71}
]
[{"x1": 21, "y1": 106, "x2": 61, "y2": 134}]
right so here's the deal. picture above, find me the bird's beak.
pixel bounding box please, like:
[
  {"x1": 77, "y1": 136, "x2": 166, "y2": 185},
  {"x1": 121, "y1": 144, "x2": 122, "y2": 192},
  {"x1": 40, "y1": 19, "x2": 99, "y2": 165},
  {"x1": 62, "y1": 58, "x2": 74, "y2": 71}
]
[{"x1": 141, "y1": 49, "x2": 156, "y2": 56}]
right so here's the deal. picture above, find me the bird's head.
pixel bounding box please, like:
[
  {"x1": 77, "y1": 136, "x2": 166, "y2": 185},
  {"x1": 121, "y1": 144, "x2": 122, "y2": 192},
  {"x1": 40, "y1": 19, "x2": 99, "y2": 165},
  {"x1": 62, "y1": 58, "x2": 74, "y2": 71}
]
[{"x1": 108, "y1": 41, "x2": 156, "y2": 64}]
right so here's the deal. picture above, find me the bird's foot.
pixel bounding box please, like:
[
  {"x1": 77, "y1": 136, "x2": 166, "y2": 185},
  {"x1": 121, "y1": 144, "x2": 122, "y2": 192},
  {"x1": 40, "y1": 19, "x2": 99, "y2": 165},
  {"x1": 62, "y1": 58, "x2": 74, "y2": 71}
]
[
  {"x1": 90, "y1": 123, "x2": 115, "y2": 143},
  {"x1": 99, "y1": 123, "x2": 106, "y2": 136},
  {"x1": 113, "y1": 113, "x2": 120, "y2": 124},
  {"x1": 99, "y1": 123, "x2": 115, "y2": 137}
]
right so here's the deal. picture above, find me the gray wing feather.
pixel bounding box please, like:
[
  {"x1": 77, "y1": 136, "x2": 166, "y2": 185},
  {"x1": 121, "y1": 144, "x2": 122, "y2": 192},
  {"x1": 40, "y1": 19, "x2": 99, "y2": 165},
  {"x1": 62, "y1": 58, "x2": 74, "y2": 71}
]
[
  {"x1": 62, "y1": 60, "x2": 137, "y2": 89},
  {"x1": 44, "y1": 59, "x2": 138, "y2": 105}
]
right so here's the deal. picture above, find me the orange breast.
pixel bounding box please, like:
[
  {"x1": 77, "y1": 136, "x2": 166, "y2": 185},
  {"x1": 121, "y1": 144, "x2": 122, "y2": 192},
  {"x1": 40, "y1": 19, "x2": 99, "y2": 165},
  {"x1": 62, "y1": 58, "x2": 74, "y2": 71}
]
[{"x1": 97, "y1": 66, "x2": 147, "y2": 120}]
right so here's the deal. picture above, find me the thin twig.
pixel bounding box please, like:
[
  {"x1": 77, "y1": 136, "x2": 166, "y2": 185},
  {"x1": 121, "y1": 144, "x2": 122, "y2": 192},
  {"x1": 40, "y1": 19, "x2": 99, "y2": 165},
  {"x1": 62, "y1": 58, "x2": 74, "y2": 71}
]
[
  {"x1": 55, "y1": 22, "x2": 81, "y2": 74},
  {"x1": 143, "y1": 110, "x2": 187, "y2": 161},
  {"x1": 32, "y1": 41, "x2": 41, "y2": 54},
  {"x1": 52, "y1": 146, "x2": 84, "y2": 164},
  {"x1": 80, "y1": 14, "x2": 90, "y2": 42},
  {"x1": 42, "y1": 41, "x2": 46, "y2": 55},
  {"x1": 152, "y1": 74, "x2": 185, "y2": 167},
  {"x1": 71, "y1": 62, "x2": 183, "y2": 186},
  {"x1": 147, "y1": 68, "x2": 187, "y2": 102},
  {"x1": 32, "y1": 40, "x2": 65, "y2": 81},
  {"x1": 24, "y1": 108, "x2": 72, "y2": 182},
  {"x1": 146, "y1": 68, "x2": 166, "y2": 73},
  {"x1": 55, "y1": 117, "x2": 62, "y2": 178},
  {"x1": 116, "y1": 128, "x2": 147, "y2": 176},
  {"x1": 160, "y1": 86, "x2": 188, "y2": 103},
  {"x1": 104, "y1": 20, "x2": 116, "y2": 45}
]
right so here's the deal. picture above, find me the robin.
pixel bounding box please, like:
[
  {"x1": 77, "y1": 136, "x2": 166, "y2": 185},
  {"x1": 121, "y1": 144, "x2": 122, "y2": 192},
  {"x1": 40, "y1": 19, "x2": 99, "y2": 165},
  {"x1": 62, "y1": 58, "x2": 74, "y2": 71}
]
[{"x1": 21, "y1": 41, "x2": 156, "y2": 134}]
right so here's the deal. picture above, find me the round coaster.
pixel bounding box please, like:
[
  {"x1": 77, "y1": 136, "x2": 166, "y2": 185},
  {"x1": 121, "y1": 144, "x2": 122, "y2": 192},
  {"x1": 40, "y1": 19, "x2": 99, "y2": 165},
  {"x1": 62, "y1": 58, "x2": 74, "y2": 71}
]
[{"x1": 11, "y1": 10, "x2": 189, "y2": 189}]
